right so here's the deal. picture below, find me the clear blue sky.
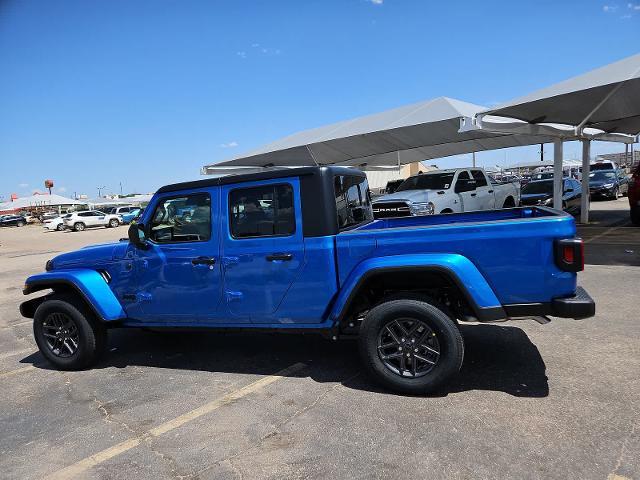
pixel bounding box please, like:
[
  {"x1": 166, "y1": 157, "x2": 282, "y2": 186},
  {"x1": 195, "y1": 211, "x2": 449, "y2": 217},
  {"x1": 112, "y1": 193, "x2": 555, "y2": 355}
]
[{"x1": 1, "y1": 0, "x2": 639, "y2": 200}]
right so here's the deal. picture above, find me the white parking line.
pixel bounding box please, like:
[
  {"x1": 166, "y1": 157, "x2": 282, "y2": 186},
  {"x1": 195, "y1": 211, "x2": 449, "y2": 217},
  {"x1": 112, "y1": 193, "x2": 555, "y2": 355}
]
[
  {"x1": 0, "y1": 347, "x2": 34, "y2": 360},
  {"x1": 47, "y1": 362, "x2": 307, "y2": 480},
  {"x1": 0, "y1": 320, "x2": 32, "y2": 330},
  {"x1": 0, "y1": 365, "x2": 36, "y2": 378}
]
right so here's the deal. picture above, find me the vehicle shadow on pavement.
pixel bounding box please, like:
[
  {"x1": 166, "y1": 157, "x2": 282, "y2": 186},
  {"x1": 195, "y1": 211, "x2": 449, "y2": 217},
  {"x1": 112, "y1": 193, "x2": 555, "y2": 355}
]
[{"x1": 20, "y1": 323, "x2": 547, "y2": 398}]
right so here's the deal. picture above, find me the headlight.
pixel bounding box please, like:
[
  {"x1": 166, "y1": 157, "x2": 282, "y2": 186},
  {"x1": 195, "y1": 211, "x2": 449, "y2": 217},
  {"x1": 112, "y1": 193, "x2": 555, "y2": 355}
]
[
  {"x1": 602, "y1": 183, "x2": 614, "y2": 189},
  {"x1": 409, "y1": 202, "x2": 435, "y2": 216},
  {"x1": 542, "y1": 198, "x2": 553, "y2": 206}
]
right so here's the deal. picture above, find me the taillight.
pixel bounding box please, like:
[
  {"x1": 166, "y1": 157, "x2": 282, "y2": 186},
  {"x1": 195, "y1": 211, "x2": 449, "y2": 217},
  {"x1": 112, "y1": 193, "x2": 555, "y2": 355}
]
[{"x1": 555, "y1": 238, "x2": 584, "y2": 272}]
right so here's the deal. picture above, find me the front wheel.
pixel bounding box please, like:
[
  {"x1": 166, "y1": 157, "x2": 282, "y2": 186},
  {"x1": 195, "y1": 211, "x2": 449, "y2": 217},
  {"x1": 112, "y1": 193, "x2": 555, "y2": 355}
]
[
  {"x1": 74, "y1": 222, "x2": 86, "y2": 232},
  {"x1": 33, "y1": 295, "x2": 106, "y2": 370},
  {"x1": 17, "y1": 221, "x2": 25, "y2": 227},
  {"x1": 56, "y1": 223, "x2": 64, "y2": 231},
  {"x1": 612, "y1": 187, "x2": 620, "y2": 200},
  {"x1": 108, "y1": 218, "x2": 120, "y2": 228},
  {"x1": 358, "y1": 299, "x2": 464, "y2": 394}
]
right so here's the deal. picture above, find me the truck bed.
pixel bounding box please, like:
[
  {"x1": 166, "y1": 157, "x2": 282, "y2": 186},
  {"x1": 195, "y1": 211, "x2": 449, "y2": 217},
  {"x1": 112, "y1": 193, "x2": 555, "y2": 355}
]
[{"x1": 337, "y1": 206, "x2": 577, "y2": 305}]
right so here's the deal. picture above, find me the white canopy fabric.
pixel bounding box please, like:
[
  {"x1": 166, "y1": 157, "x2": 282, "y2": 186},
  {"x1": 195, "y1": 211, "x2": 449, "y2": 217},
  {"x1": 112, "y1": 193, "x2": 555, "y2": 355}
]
[
  {"x1": 0, "y1": 193, "x2": 84, "y2": 211},
  {"x1": 202, "y1": 97, "x2": 553, "y2": 174},
  {"x1": 485, "y1": 53, "x2": 640, "y2": 135}
]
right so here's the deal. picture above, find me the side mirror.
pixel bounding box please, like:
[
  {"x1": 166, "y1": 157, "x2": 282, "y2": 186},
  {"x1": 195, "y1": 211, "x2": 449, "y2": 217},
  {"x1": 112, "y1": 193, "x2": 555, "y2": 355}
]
[{"x1": 128, "y1": 223, "x2": 147, "y2": 248}]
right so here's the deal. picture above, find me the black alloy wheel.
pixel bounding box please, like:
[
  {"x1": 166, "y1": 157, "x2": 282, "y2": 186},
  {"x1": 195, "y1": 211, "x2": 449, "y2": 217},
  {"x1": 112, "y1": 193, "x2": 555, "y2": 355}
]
[
  {"x1": 377, "y1": 318, "x2": 440, "y2": 378},
  {"x1": 40, "y1": 312, "x2": 80, "y2": 358}
]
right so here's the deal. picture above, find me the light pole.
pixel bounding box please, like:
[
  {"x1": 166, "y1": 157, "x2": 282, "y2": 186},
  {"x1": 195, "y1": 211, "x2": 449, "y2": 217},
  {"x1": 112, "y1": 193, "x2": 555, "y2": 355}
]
[{"x1": 97, "y1": 186, "x2": 106, "y2": 198}]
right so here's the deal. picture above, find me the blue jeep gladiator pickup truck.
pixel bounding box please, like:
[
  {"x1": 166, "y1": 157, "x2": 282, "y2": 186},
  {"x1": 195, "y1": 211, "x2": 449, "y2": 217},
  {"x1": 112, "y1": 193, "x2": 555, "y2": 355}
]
[{"x1": 20, "y1": 166, "x2": 595, "y2": 393}]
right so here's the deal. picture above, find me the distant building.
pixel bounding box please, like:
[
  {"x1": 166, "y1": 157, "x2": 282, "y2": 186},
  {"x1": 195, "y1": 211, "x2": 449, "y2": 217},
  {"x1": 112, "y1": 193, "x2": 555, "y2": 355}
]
[{"x1": 596, "y1": 150, "x2": 640, "y2": 168}]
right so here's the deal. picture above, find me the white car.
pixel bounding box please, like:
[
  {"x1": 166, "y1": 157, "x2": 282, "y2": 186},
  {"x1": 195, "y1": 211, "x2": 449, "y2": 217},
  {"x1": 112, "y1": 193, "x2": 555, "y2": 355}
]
[
  {"x1": 372, "y1": 168, "x2": 521, "y2": 217},
  {"x1": 43, "y1": 214, "x2": 72, "y2": 231},
  {"x1": 63, "y1": 211, "x2": 123, "y2": 232}
]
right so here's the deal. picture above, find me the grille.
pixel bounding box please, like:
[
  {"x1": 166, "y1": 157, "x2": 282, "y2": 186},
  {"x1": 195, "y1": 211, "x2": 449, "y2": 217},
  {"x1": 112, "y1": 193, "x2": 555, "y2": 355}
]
[{"x1": 372, "y1": 201, "x2": 411, "y2": 219}]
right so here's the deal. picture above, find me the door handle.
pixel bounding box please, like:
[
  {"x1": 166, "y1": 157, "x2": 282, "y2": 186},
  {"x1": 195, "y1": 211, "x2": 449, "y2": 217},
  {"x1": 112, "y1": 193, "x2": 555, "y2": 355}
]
[
  {"x1": 488, "y1": 190, "x2": 494, "y2": 193},
  {"x1": 266, "y1": 253, "x2": 293, "y2": 261},
  {"x1": 191, "y1": 256, "x2": 216, "y2": 266},
  {"x1": 470, "y1": 193, "x2": 477, "y2": 197}
]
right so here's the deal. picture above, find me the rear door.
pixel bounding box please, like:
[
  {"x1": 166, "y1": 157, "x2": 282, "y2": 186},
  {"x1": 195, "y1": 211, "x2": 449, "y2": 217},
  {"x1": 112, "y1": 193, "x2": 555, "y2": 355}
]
[
  {"x1": 470, "y1": 169, "x2": 495, "y2": 209},
  {"x1": 220, "y1": 178, "x2": 304, "y2": 321}
]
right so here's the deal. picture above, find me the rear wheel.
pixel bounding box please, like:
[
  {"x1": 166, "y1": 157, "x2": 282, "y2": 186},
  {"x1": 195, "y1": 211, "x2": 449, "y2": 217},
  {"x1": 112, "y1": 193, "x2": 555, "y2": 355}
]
[
  {"x1": 502, "y1": 197, "x2": 516, "y2": 208},
  {"x1": 74, "y1": 222, "x2": 86, "y2": 232},
  {"x1": 17, "y1": 221, "x2": 25, "y2": 227},
  {"x1": 108, "y1": 218, "x2": 119, "y2": 228},
  {"x1": 33, "y1": 295, "x2": 106, "y2": 370},
  {"x1": 56, "y1": 223, "x2": 64, "y2": 231},
  {"x1": 358, "y1": 299, "x2": 464, "y2": 394},
  {"x1": 631, "y1": 206, "x2": 640, "y2": 226}
]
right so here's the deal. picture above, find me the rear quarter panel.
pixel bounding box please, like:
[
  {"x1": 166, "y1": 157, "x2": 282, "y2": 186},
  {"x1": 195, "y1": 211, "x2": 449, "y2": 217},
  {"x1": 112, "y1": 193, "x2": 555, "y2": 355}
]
[{"x1": 336, "y1": 213, "x2": 577, "y2": 305}]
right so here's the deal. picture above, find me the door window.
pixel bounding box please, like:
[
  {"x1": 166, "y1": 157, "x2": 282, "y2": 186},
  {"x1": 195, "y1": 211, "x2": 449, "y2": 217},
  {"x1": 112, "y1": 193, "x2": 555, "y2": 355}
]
[
  {"x1": 334, "y1": 175, "x2": 373, "y2": 230},
  {"x1": 470, "y1": 170, "x2": 488, "y2": 187},
  {"x1": 149, "y1": 193, "x2": 211, "y2": 243},
  {"x1": 229, "y1": 184, "x2": 295, "y2": 238}
]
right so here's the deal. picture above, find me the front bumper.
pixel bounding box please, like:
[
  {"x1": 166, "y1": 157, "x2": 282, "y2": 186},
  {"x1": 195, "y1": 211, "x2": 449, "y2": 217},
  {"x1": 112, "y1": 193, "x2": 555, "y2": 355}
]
[
  {"x1": 589, "y1": 186, "x2": 616, "y2": 197},
  {"x1": 503, "y1": 287, "x2": 596, "y2": 320}
]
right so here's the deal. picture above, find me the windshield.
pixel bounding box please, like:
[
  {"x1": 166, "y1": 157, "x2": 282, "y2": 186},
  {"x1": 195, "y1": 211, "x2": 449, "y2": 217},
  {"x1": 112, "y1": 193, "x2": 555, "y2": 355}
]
[
  {"x1": 522, "y1": 180, "x2": 552, "y2": 195},
  {"x1": 395, "y1": 173, "x2": 455, "y2": 192},
  {"x1": 532, "y1": 172, "x2": 554, "y2": 180},
  {"x1": 591, "y1": 163, "x2": 614, "y2": 171},
  {"x1": 589, "y1": 171, "x2": 616, "y2": 181}
]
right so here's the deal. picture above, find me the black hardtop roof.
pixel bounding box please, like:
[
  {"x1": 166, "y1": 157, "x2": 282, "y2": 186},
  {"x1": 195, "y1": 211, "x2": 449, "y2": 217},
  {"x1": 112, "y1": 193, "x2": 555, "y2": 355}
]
[{"x1": 156, "y1": 166, "x2": 364, "y2": 194}]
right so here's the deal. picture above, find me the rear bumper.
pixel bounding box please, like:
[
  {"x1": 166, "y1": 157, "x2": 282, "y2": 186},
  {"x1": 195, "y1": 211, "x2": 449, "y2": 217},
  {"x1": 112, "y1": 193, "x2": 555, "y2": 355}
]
[{"x1": 503, "y1": 287, "x2": 595, "y2": 320}]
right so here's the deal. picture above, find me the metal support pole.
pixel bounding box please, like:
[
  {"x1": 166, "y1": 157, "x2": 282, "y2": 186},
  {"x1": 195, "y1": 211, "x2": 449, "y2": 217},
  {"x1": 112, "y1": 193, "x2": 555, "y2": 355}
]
[
  {"x1": 553, "y1": 139, "x2": 563, "y2": 210},
  {"x1": 472, "y1": 151, "x2": 476, "y2": 167},
  {"x1": 580, "y1": 140, "x2": 591, "y2": 224}
]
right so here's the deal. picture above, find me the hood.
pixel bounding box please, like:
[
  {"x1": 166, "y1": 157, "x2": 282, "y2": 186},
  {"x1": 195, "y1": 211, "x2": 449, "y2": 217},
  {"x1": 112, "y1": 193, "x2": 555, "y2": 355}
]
[
  {"x1": 589, "y1": 180, "x2": 614, "y2": 188},
  {"x1": 49, "y1": 241, "x2": 129, "y2": 270},
  {"x1": 374, "y1": 189, "x2": 444, "y2": 204},
  {"x1": 521, "y1": 193, "x2": 551, "y2": 204}
]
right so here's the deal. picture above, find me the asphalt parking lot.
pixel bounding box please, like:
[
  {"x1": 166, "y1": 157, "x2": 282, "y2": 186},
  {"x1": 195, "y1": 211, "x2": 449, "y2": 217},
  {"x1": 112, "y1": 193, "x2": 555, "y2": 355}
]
[{"x1": 1, "y1": 200, "x2": 638, "y2": 480}]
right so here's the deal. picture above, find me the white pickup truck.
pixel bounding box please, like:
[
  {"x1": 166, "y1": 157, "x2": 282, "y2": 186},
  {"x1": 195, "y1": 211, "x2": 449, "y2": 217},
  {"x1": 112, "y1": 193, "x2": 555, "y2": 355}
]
[{"x1": 371, "y1": 168, "x2": 520, "y2": 217}]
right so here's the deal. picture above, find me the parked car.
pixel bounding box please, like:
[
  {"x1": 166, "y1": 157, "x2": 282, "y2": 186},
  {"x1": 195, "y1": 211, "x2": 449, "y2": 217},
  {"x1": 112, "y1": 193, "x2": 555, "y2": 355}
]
[
  {"x1": 63, "y1": 211, "x2": 122, "y2": 231},
  {"x1": 520, "y1": 178, "x2": 582, "y2": 214},
  {"x1": 531, "y1": 171, "x2": 555, "y2": 181},
  {"x1": 384, "y1": 179, "x2": 404, "y2": 194},
  {"x1": 629, "y1": 162, "x2": 640, "y2": 226},
  {"x1": 20, "y1": 166, "x2": 594, "y2": 394},
  {"x1": 0, "y1": 214, "x2": 27, "y2": 227},
  {"x1": 588, "y1": 169, "x2": 628, "y2": 200},
  {"x1": 372, "y1": 168, "x2": 520, "y2": 218},
  {"x1": 43, "y1": 214, "x2": 72, "y2": 231},
  {"x1": 120, "y1": 207, "x2": 142, "y2": 224}
]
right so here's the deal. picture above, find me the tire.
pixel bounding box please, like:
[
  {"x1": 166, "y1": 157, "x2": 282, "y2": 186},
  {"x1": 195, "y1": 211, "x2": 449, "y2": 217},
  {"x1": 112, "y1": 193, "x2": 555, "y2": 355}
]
[
  {"x1": 358, "y1": 299, "x2": 464, "y2": 394},
  {"x1": 74, "y1": 222, "x2": 86, "y2": 232},
  {"x1": 33, "y1": 295, "x2": 107, "y2": 370},
  {"x1": 108, "y1": 219, "x2": 120, "y2": 228},
  {"x1": 17, "y1": 221, "x2": 25, "y2": 227},
  {"x1": 612, "y1": 187, "x2": 620, "y2": 200},
  {"x1": 502, "y1": 197, "x2": 515, "y2": 208},
  {"x1": 631, "y1": 206, "x2": 640, "y2": 227},
  {"x1": 56, "y1": 223, "x2": 64, "y2": 231}
]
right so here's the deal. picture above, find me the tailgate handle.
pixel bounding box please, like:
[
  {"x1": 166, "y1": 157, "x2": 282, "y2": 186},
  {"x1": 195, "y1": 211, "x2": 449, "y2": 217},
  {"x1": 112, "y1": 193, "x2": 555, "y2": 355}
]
[{"x1": 266, "y1": 253, "x2": 292, "y2": 261}]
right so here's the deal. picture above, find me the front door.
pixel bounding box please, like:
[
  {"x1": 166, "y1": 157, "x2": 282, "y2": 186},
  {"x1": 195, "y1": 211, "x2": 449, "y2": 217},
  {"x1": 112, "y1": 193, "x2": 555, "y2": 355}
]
[
  {"x1": 455, "y1": 170, "x2": 482, "y2": 211},
  {"x1": 470, "y1": 169, "x2": 495, "y2": 209},
  {"x1": 132, "y1": 189, "x2": 222, "y2": 323},
  {"x1": 220, "y1": 178, "x2": 304, "y2": 322}
]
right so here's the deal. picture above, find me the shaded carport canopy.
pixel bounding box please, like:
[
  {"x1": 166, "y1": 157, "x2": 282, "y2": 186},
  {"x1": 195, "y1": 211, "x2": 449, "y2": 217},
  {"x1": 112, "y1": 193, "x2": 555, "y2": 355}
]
[
  {"x1": 481, "y1": 52, "x2": 640, "y2": 136},
  {"x1": 202, "y1": 97, "x2": 553, "y2": 174}
]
